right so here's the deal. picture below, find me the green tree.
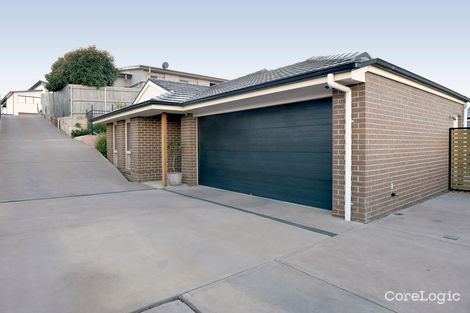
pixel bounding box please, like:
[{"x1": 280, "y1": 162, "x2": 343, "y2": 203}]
[{"x1": 45, "y1": 46, "x2": 119, "y2": 91}]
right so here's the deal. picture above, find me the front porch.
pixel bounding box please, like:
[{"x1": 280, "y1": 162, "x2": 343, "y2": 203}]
[{"x1": 106, "y1": 113, "x2": 197, "y2": 186}]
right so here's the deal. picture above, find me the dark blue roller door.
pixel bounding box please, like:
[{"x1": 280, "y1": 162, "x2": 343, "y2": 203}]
[{"x1": 198, "y1": 98, "x2": 332, "y2": 209}]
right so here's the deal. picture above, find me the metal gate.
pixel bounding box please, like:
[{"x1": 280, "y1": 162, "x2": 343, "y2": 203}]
[
  {"x1": 449, "y1": 127, "x2": 470, "y2": 191},
  {"x1": 86, "y1": 105, "x2": 109, "y2": 134}
]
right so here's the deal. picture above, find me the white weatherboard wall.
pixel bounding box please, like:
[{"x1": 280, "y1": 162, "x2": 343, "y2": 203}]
[
  {"x1": 115, "y1": 68, "x2": 220, "y2": 88},
  {"x1": 133, "y1": 80, "x2": 167, "y2": 104},
  {"x1": 3, "y1": 90, "x2": 43, "y2": 115}
]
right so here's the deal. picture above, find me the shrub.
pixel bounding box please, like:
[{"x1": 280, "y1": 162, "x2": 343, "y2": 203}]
[
  {"x1": 95, "y1": 135, "x2": 107, "y2": 157},
  {"x1": 92, "y1": 123, "x2": 106, "y2": 134},
  {"x1": 71, "y1": 128, "x2": 89, "y2": 138},
  {"x1": 45, "y1": 46, "x2": 119, "y2": 91},
  {"x1": 113, "y1": 102, "x2": 126, "y2": 110},
  {"x1": 168, "y1": 140, "x2": 182, "y2": 173}
]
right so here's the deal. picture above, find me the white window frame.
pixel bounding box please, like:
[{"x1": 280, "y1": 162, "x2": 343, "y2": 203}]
[
  {"x1": 150, "y1": 75, "x2": 165, "y2": 80},
  {"x1": 113, "y1": 123, "x2": 118, "y2": 166},
  {"x1": 125, "y1": 120, "x2": 131, "y2": 169}
]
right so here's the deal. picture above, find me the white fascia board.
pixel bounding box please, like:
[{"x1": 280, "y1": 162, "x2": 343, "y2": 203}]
[{"x1": 94, "y1": 104, "x2": 184, "y2": 124}]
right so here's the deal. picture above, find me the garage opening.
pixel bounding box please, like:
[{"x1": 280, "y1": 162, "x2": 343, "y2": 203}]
[{"x1": 198, "y1": 98, "x2": 332, "y2": 209}]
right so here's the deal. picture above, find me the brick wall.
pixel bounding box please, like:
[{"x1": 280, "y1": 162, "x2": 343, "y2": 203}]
[
  {"x1": 128, "y1": 117, "x2": 161, "y2": 182},
  {"x1": 106, "y1": 123, "x2": 113, "y2": 163},
  {"x1": 332, "y1": 84, "x2": 367, "y2": 221},
  {"x1": 181, "y1": 116, "x2": 198, "y2": 185},
  {"x1": 167, "y1": 115, "x2": 182, "y2": 173},
  {"x1": 107, "y1": 115, "x2": 184, "y2": 182},
  {"x1": 333, "y1": 74, "x2": 464, "y2": 222},
  {"x1": 363, "y1": 73, "x2": 463, "y2": 220}
]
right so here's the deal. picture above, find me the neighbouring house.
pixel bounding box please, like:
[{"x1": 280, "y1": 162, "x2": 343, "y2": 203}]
[
  {"x1": 92, "y1": 52, "x2": 470, "y2": 222},
  {"x1": 114, "y1": 64, "x2": 226, "y2": 88},
  {"x1": 1, "y1": 80, "x2": 47, "y2": 115},
  {"x1": 42, "y1": 65, "x2": 226, "y2": 135}
]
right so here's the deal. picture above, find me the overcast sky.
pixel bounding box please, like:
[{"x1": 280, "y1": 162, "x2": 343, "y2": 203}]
[{"x1": 0, "y1": 0, "x2": 469, "y2": 98}]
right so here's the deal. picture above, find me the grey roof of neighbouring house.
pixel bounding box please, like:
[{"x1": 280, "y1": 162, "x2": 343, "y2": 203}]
[
  {"x1": 148, "y1": 52, "x2": 371, "y2": 104},
  {"x1": 148, "y1": 78, "x2": 210, "y2": 103}
]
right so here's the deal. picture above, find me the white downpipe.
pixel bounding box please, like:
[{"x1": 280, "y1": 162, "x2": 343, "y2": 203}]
[
  {"x1": 327, "y1": 73, "x2": 352, "y2": 222},
  {"x1": 464, "y1": 102, "x2": 470, "y2": 127}
]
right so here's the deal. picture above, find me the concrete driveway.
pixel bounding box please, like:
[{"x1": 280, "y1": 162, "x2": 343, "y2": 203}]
[{"x1": 1, "y1": 116, "x2": 469, "y2": 313}]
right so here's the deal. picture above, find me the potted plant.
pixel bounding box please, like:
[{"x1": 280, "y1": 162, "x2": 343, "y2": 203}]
[{"x1": 168, "y1": 140, "x2": 182, "y2": 185}]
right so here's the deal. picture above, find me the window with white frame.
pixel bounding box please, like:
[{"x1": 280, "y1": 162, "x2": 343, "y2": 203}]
[
  {"x1": 125, "y1": 121, "x2": 131, "y2": 169},
  {"x1": 113, "y1": 123, "x2": 118, "y2": 165},
  {"x1": 17, "y1": 96, "x2": 39, "y2": 103},
  {"x1": 179, "y1": 79, "x2": 197, "y2": 85}
]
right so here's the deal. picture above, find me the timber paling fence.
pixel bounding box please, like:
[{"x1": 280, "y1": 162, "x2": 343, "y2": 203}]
[
  {"x1": 42, "y1": 84, "x2": 140, "y2": 118},
  {"x1": 449, "y1": 127, "x2": 470, "y2": 191}
]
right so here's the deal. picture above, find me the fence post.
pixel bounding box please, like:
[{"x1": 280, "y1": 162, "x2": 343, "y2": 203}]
[
  {"x1": 449, "y1": 128, "x2": 452, "y2": 191},
  {"x1": 70, "y1": 85, "x2": 73, "y2": 116}
]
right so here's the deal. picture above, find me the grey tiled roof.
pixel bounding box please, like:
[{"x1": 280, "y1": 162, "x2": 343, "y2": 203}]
[
  {"x1": 188, "y1": 52, "x2": 371, "y2": 102},
  {"x1": 148, "y1": 78, "x2": 210, "y2": 103},
  {"x1": 148, "y1": 52, "x2": 371, "y2": 104}
]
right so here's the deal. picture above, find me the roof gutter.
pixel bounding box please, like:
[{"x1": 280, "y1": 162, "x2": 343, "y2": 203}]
[{"x1": 327, "y1": 73, "x2": 352, "y2": 222}]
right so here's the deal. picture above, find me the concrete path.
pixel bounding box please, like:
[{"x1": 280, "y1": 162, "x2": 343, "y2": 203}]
[{"x1": 1, "y1": 116, "x2": 469, "y2": 313}]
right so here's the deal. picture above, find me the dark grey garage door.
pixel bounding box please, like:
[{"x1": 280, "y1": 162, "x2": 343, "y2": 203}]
[{"x1": 198, "y1": 98, "x2": 332, "y2": 209}]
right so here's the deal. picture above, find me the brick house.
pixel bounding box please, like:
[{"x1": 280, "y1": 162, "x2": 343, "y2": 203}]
[{"x1": 93, "y1": 53, "x2": 469, "y2": 222}]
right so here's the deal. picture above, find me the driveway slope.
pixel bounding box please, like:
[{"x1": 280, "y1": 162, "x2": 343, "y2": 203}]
[{"x1": 0, "y1": 116, "x2": 146, "y2": 202}]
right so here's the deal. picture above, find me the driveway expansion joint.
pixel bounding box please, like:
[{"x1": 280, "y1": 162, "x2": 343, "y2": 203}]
[
  {"x1": 163, "y1": 188, "x2": 338, "y2": 237},
  {"x1": 127, "y1": 295, "x2": 179, "y2": 313},
  {"x1": 275, "y1": 259, "x2": 398, "y2": 313},
  {"x1": 178, "y1": 295, "x2": 203, "y2": 313},
  {"x1": 0, "y1": 188, "x2": 153, "y2": 204}
]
